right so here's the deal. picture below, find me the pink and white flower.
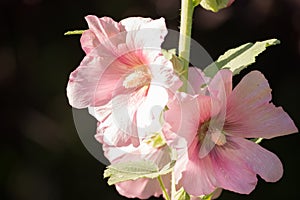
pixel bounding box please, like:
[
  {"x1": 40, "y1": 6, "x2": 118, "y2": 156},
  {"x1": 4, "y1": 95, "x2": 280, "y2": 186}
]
[
  {"x1": 66, "y1": 15, "x2": 181, "y2": 146},
  {"x1": 165, "y1": 69, "x2": 298, "y2": 196}
]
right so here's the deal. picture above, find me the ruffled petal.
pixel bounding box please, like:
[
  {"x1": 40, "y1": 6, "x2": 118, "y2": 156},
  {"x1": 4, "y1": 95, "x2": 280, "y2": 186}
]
[
  {"x1": 148, "y1": 52, "x2": 182, "y2": 91},
  {"x1": 83, "y1": 15, "x2": 125, "y2": 52},
  {"x1": 66, "y1": 56, "x2": 111, "y2": 108},
  {"x1": 66, "y1": 52, "x2": 131, "y2": 108},
  {"x1": 225, "y1": 70, "x2": 298, "y2": 138},
  {"x1": 92, "y1": 88, "x2": 149, "y2": 147},
  {"x1": 121, "y1": 17, "x2": 167, "y2": 50},
  {"x1": 95, "y1": 116, "x2": 133, "y2": 147},
  {"x1": 80, "y1": 30, "x2": 100, "y2": 54}
]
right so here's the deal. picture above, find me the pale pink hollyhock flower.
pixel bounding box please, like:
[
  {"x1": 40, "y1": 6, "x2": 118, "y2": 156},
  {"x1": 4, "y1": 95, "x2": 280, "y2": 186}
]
[
  {"x1": 103, "y1": 136, "x2": 171, "y2": 199},
  {"x1": 165, "y1": 69, "x2": 298, "y2": 196},
  {"x1": 66, "y1": 16, "x2": 181, "y2": 146}
]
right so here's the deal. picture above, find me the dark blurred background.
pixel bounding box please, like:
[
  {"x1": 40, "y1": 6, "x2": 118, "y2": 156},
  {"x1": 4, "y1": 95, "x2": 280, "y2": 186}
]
[{"x1": 0, "y1": 0, "x2": 299, "y2": 199}]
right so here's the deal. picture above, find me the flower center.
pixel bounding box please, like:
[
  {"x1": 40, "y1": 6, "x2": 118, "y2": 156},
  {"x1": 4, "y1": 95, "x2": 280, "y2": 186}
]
[
  {"x1": 198, "y1": 120, "x2": 227, "y2": 146},
  {"x1": 123, "y1": 67, "x2": 151, "y2": 89}
]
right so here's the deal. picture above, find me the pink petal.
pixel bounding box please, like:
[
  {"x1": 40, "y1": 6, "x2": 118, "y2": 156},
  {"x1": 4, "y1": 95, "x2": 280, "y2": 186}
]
[
  {"x1": 86, "y1": 15, "x2": 124, "y2": 39},
  {"x1": 229, "y1": 137, "x2": 284, "y2": 182},
  {"x1": 66, "y1": 53, "x2": 130, "y2": 108},
  {"x1": 165, "y1": 92, "x2": 219, "y2": 154},
  {"x1": 197, "y1": 97, "x2": 223, "y2": 158},
  {"x1": 187, "y1": 67, "x2": 209, "y2": 95},
  {"x1": 164, "y1": 93, "x2": 201, "y2": 146},
  {"x1": 181, "y1": 136, "x2": 268, "y2": 196},
  {"x1": 206, "y1": 70, "x2": 233, "y2": 134},
  {"x1": 197, "y1": 95, "x2": 220, "y2": 124},
  {"x1": 162, "y1": 123, "x2": 189, "y2": 184},
  {"x1": 225, "y1": 70, "x2": 298, "y2": 139},
  {"x1": 116, "y1": 178, "x2": 163, "y2": 199},
  {"x1": 80, "y1": 30, "x2": 100, "y2": 54},
  {"x1": 83, "y1": 15, "x2": 125, "y2": 52},
  {"x1": 210, "y1": 141, "x2": 258, "y2": 194},
  {"x1": 211, "y1": 136, "x2": 283, "y2": 194},
  {"x1": 181, "y1": 135, "x2": 282, "y2": 196},
  {"x1": 181, "y1": 139, "x2": 217, "y2": 196},
  {"x1": 66, "y1": 55, "x2": 110, "y2": 108},
  {"x1": 208, "y1": 69, "x2": 232, "y2": 102}
]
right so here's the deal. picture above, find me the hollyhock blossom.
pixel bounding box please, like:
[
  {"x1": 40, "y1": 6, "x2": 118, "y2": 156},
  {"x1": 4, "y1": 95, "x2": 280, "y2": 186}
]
[
  {"x1": 165, "y1": 69, "x2": 298, "y2": 196},
  {"x1": 103, "y1": 132, "x2": 172, "y2": 199},
  {"x1": 66, "y1": 15, "x2": 181, "y2": 146}
]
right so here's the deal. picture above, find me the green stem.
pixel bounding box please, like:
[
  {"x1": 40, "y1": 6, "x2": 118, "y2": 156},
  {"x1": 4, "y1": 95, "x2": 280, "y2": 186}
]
[
  {"x1": 178, "y1": 0, "x2": 195, "y2": 92},
  {"x1": 64, "y1": 30, "x2": 86, "y2": 35},
  {"x1": 158, "y1": 175, "x2": 170, "y2": 200},
  {"x1": 254, "y1": 137, "x2": 263, "y2": 144}
]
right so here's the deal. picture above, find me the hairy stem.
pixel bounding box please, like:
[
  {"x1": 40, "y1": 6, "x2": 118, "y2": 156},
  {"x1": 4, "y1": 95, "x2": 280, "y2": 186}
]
[
  {"x1": 158, "y1": 175, "x2": 170, "y2": 200},
  {"x1": 178, "y1": 0, "x2": 195, "y2": 92}
]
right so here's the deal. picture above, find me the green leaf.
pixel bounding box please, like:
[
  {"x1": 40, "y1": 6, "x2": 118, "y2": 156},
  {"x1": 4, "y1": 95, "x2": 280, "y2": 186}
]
[
  {"x1": 162, "y1": 49, "x2": 184, "y2": 76},
  {"x1": 199, "y1": 0, "x2": 230, "y2": 12},
  {"x1": 104, "y1": 159, "x2": 175, "y2": 185},
  {"x1": 203, "y1": 39, "x2": 280, "y2": 77},
  {"x1": 64, "y1": 30, "x2": 86, "y2": 35},
  {"x1": 174, "y1": 188, "x2": 190, "y2": 200},
  {"x1": 201, "y1": 194, "x2": 213, "y2": 200},
  {"x1": 193, "y1": 0, "x2": 202, "y2": 8},
  {"x1": 104, "y1": 160, "x2": 157, "y2": 185}
]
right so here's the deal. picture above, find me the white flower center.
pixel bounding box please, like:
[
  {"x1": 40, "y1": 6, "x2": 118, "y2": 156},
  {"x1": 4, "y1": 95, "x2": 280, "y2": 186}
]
[
  {"x1": 123, "y1": 67, "x2": 151, "y2": 89},
  {"x1": 210, "y1": 130, "x2": 227, "y2": 146}
]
